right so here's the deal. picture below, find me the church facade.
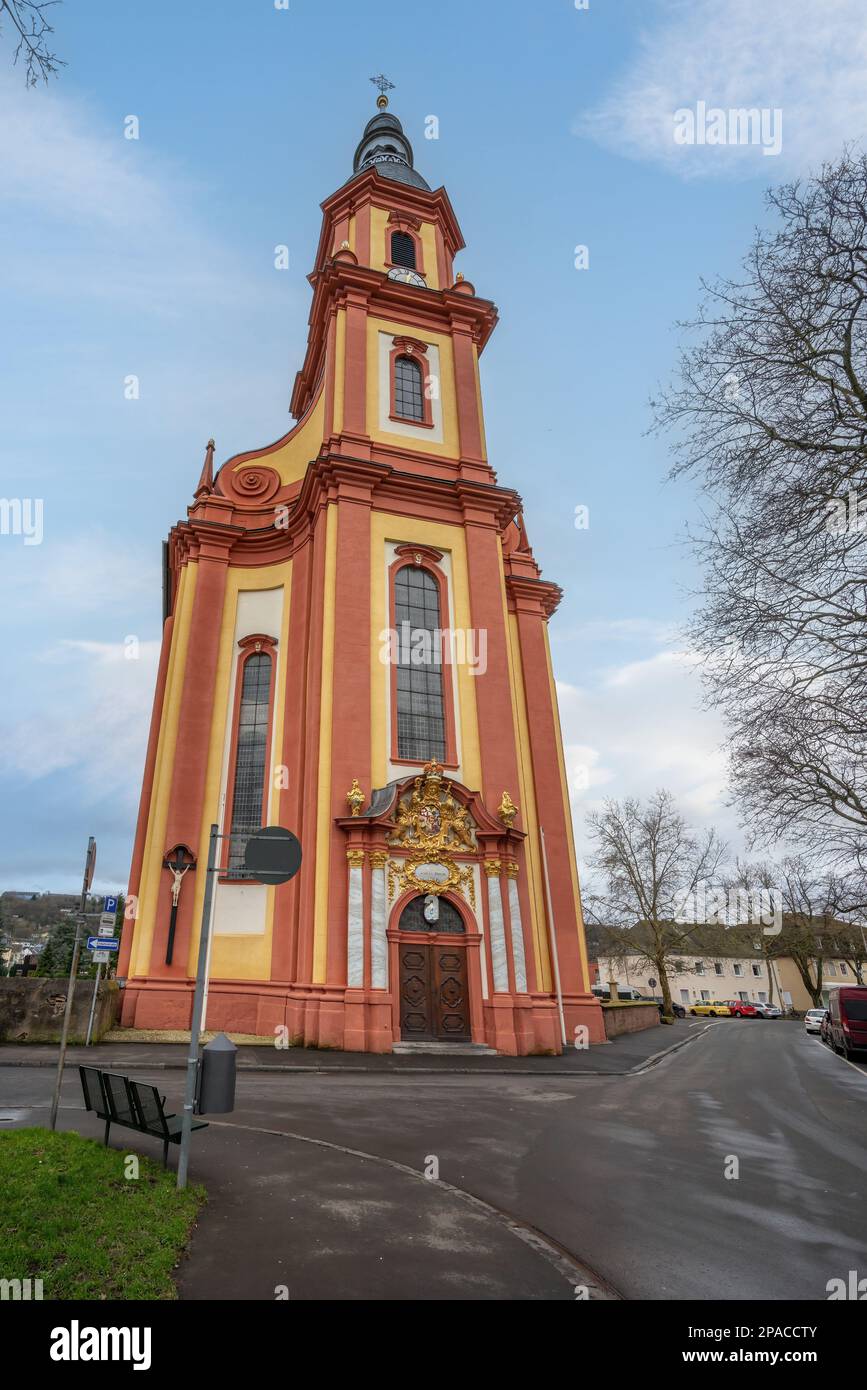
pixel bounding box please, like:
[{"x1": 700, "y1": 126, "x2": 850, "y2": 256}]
[{"x1": 118, "y1": 96, "x2": 604, "y2": 1055}]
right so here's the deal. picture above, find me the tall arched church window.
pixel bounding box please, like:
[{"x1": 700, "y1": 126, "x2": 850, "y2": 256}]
[
  {"x1": 394, "y1": 565, "x2": 446, "y2": 762},
  {"x1": 390, "y1": 230, "x2": 417, "y2": 269},
  {"x1": 394, "y1": 355, "x2": 424, "y2": 422},
  {"x1": 226, "y1": 648, "x2": 274, "y2": 876}
]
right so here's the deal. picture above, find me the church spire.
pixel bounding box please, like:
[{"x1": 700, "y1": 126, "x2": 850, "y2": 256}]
[{"x1": 352, "y1": 77, "x2": 430, "y2": 191}]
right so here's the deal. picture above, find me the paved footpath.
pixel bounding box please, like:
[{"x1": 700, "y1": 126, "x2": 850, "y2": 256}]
[{"x1": 0, "y1": 1017, "x2": 696, "y2": 1075}]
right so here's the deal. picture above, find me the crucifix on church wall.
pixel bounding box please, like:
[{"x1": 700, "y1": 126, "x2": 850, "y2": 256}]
[{"x1": 162, "y1": 844, "x2": 196, "y2": 965}]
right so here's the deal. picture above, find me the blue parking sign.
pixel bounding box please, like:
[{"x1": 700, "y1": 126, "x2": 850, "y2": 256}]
[{"x1": 103, "y1": 895, "x2": 118, "y2": 914}]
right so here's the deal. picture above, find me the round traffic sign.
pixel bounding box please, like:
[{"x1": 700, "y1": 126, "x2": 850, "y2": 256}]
[{"x1": 243, "y1": 827, "x2": 302, "y2": 885}]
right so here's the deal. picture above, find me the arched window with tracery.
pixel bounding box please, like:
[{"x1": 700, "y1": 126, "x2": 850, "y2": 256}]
[
  {"x1": 225, "y1": 642, "x2": 276, "y2": 876},
  {"x1": 394, "y1": 564, "x2": 446, "y2": 763}
]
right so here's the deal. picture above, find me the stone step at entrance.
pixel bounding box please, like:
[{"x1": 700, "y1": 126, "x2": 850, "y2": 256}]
[{"x1": 391, "y1": 1041, "x2": 499, "y2": 1057}]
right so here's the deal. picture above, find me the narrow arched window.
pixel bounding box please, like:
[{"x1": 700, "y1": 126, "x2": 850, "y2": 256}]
[
  {"x1": 394, "y1": 354, "x2": 424, "y2": 421},
  {"x1": 395, "y1": 565, "x2": 446, "y2": 762},
  {"x1": 391, "y1": 230, "x2": 416, "y2": 269},
  {"x1": 227, "y1": 651, "x2": 273, "y2": 875}
]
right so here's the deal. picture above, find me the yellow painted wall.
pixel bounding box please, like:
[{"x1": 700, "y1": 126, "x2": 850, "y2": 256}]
[
  {"x1": 418, "y1": 221, "x2": 440, "y2": 290},
  {"x1": 473, "y1": 343, "x2": 488, "y2": 461},
  {"x1": 180, "y1": 561, "x2": 293, "y2": 983},
  {"x1": 369, "y1": 512, "x2": 481, "y2": 794},
  {"x1": 131, "y1": 563, "x2": 198, "y2": 977},
  {"x1": 312, "y1": 505, "x2": 338, "y2": 982},
  {"x1": 333, "y1": 307, "x2": 345, "y2": 437},
  {"x1": 366, "y1": 315, "x2": 460, "y2": 459}
]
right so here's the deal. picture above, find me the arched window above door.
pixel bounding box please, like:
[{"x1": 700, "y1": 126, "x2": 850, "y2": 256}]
[{"x1": 399, "y1": 895, "x2": 466, "y2": 934}]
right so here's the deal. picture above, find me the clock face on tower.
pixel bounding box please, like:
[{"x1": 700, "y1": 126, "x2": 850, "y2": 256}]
[{"x1": 388, "y1": 266, "x2": 426, "y2": 288}]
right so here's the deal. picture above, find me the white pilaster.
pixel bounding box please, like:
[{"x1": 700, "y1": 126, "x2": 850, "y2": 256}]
[
  {"x1": 507, "y1": 873, "x2": 528, "y2": 993},
  {"x1": 485, "y1": 866, "x2": 509, "y2": 992},
  {"x1": 347, "y1": 859, "x2": 364, "y2": 987},
  {"x1": 370, "y1": 857, "x2": 388, "y2": 989}
]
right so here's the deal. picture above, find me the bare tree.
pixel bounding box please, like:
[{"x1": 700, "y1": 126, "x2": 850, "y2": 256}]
[
  {"x1": 769, "y1": 857, "x2": 843, "y2": 1007},
  {"x1": 584, "y1": 790, "x2": 726, "y2": 1016},
  {"x1": 1, "y1": 0, "x2": 65, "y2": 85},
  {"x1": 829, "y1": 921, "x2": 867, "y2": 984},
  {"x1": 652, "y1": 151, "x2": 867, "y2": 869}
]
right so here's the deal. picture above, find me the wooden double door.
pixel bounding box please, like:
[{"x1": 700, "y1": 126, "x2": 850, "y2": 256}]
[{"x1": 398, "y1": 940, "x2": 471, "y2": 1042}]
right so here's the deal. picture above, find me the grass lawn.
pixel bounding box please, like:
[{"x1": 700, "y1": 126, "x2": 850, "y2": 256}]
[{"x1": 0, "y1": 1128, "x2": 205, "y2": 1299}]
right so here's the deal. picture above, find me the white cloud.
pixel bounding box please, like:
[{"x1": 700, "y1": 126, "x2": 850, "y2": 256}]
[
  {"x1": 0, "y1": 78, "x2": 273, "y2": 314},
  {"x1": 0, "y1": 639, "x2": 160, "y2": 808},
  {"x1": 558, "y1": 643, "x2": 739, "y2": 868},
  {"x1": 577, "y1": 0, "x2": 867, "y2": 178},
  {"x1": 2, "y1": 532, "x2": 158, "y2": 613}
]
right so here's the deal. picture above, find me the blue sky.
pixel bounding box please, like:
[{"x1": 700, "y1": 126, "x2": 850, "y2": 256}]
[{"x1": 1, "y1": 0, "x2": 864, "y2": 894}]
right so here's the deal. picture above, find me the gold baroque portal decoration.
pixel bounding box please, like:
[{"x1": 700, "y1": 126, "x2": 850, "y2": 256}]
[
  {"x1": 389, "y1": 760, "x2": 476, "y2": 855},
  {"x1": 498, "y1": 790, "x2": 518, "y2": 828},
  {"x1": 369, "y1": 851, "x2": 389, "y2": 870},
  {"x1": 387, "y1": 760, "x2": 477, "y2": 909},
  {"x1": 346, "y1": 850, "x2": 365, "y2": 868},
  {"x1": 388, "y1": 856, "x2": 476, "y2": 911},
  {"x1": 346, "y1": 778, "x2": 365, "y2": 817},
  {"x1": 483, "y1": 860, "x2": 502, "y2": 878},
  {"x1": 505, "y1": 861, "x2": 519, "y2": 879}
]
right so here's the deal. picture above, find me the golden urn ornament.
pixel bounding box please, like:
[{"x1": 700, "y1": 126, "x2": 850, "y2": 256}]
[
  {"x1": 346, "y1": 778, "x2": 365, "y2": 817},
  {"x1": 498, "y1": 790, "x2": 518, "y2": 828}
]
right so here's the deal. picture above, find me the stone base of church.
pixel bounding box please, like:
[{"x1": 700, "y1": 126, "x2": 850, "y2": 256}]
[{"x1": 119, "y1": 978, "x2": 605, "y2": 1056}]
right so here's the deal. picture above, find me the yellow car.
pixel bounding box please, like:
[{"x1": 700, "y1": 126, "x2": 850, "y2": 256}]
[{"x1": 688, "y1": 1001, "x2": 732, "y2": 1017}]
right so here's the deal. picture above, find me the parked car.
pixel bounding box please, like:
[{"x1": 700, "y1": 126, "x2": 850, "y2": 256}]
[
  {"x1": 688, "y1": 1001, "x2": 732, "y2": 1017},
  {"x1": 649, "y1": 997, "x2": 686, "y2": 1019},
  {"x1": 804, "y1": 1007, "x2": 827, "y2": 1035},
  {"x1": 591, "y1": 984, "x2": 649, "y2": 1002},
  {"x1": 826, "y1": 986, "x2": 867, "y2": 1058},
  {"x1": 753, "y1": 1002, "x2": 782, "y2": 1018},
  {"x1": 723, "y1": 1000, "x2": 760, "y2": 1018}
]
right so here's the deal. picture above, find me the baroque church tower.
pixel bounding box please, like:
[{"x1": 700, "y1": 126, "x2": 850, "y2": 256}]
[{"x1": 118, "y1": 91, "x2": 603, "y2": 1055}]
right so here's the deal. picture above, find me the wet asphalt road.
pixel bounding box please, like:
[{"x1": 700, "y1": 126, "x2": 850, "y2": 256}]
[{"x1": 2, "y1": 1021, "x2": 865, "y2": 1300}]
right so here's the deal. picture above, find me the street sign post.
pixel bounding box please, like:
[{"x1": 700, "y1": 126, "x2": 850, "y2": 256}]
[
  {"x1": 49, "y1": 837, "x2": 95, "y2": 1129},
  {"x1": 86, "y1": 896, "x2": 120, "y2": 1048},
  {"x1": 177, "y1": 825, "x2": 302, "y2": 1189}
]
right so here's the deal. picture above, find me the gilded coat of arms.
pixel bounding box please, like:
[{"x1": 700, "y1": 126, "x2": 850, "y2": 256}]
[{"x1": 388, "y1": 761, "x2": 476, "y2": 908}]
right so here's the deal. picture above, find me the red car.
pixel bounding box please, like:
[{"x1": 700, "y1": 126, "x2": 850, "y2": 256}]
[
  {"x1": 827, "y1": 987, "x2": 867, "y2": 1058},
  {"x1": 724, "y1": 1000, "x2": 760, "y2": 1018}
]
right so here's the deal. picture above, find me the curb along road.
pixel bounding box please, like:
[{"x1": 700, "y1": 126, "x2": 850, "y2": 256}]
[{"x1": 0, "y1": 1022, "x2": 715, "y2": 1077}]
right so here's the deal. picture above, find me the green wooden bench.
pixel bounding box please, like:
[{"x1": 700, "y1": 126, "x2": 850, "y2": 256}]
[{"x1": 79, "y1": 1065, "x2": 208, "y2": 1167}]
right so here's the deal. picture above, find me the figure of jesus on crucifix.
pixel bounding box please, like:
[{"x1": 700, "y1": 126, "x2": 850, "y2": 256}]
[{"x1": 162, "y1": 844, "x2": 196, "y2": 965}]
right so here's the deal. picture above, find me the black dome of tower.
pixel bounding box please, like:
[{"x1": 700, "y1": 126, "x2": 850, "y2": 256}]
[{"x1": 352, "y1": 108, "x2": 430, "y2": 191}]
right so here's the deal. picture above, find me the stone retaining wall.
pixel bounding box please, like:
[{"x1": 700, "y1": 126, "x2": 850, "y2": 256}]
[{"x1": 0, "y1": 977, "x2": 120, "y2": 1043}]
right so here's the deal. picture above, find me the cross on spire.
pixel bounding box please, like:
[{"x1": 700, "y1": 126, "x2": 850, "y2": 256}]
[{"x1": 370, "y1": 73, "x2": 395, "y2": 109}]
